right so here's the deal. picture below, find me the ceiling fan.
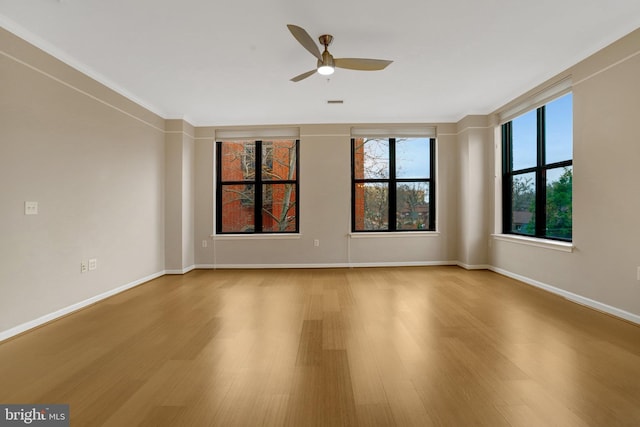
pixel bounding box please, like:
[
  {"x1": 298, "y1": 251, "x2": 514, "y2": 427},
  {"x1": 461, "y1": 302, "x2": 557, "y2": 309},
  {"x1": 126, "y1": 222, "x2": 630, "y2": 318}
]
[{"x1": 287, "y1": 24, "x2": 393, "y2": 82}]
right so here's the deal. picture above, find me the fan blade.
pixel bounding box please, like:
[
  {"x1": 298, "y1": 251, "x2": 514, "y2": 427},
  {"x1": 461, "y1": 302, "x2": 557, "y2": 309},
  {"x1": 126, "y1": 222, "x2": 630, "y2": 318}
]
[
  {"x1": 287, "y1": 25, "x2": 322, "y2": 60},
  {"x1": 290, "y1": 69, "x2": 317, "y2": 82},
  {"x1": 334, "y1": 58, "x2": 393, "y2": 71}
]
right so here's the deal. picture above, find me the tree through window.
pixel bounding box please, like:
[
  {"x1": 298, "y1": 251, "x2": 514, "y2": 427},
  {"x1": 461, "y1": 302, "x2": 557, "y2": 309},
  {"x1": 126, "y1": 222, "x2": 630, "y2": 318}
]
[
  {"x1": 216, "y1": 139, "x2": 299, "y2": 234},
  {"x1": 502, "y1": 93, "x2": 573, "y2": 240},
  {"x1": 351, "y1": 137, "x2": 435, "y2": 232}
]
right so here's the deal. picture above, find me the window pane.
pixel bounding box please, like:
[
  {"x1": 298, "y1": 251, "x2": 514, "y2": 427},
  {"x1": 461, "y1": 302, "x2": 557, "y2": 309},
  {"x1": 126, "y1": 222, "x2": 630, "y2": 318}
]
[
  {"x1": 354, "y1": 138, "x2": 389, "y2": 179},
  {"x1": 396, "y1": 138, "x2": 430, "y2": 178},
  {"x1": 545, "y1": 93, "x2": 573, "y2": 165},
  {"x1": 546, "y1": 166, "x2": 572, "y2": 239},
  {"x1": 354, "y1": 182, "x2": 388, "y2": 231},
  {"x1": 221, "y1": 141, "x2": 255, "y2": 181},
  {"x1": 511, "y1": 172, "x2": 535, "y2": 235},
  {"x1": 511, "y1": 109, "x2": 537, "y2": 171},
  {"x1": 262, "y1": 140, "x2": 297, "y2": 181},
  {"x1": 396, "y1": 182, "x2": 430, "y2": 230},
  {"x1": 262, "y1": 184, "x2": 297, "y2": 232},
  {"x1": 221, "y1": 184, "x2": 255, "y2": 232}
]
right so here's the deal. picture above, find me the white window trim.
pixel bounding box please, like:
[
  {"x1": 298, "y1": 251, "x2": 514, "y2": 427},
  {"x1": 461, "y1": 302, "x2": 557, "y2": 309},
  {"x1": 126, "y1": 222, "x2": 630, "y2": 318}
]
[
  {"x1": 491, "y1": 234, "x2": 574, "y2": 252},
  {"x1": 497, "y1": 81, "x2": 573, "y2": 243},
  {"x1": 210, "y1": 233, "x2": 302, "y2": 240},
  {"x1": 498, "y1": 76, "x2": 572, "y2": 124},
  {"x1": 215, "y1": 127, "x2": 299, "y2": 141},
  {"x1": 350, "y1": 125, "x2": 436, "y2": 138},
  {"x1": 349, "y1": 231, "x2": 440, "y2": 239},
  {"x1": 350, "y1": 135, "x2": 437, "y2": 233}
]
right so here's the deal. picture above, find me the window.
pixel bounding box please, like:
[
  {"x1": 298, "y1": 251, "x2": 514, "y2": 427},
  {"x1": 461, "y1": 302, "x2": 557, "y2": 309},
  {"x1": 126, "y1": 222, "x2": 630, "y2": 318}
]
[
  {"x1": 351, "y1": 137, "x2": 435, "y2": 232},
  {"x1": 216, "y1": 139, "x2": 299, "y2": 233},
  {"x1": 502, "y1": 92, "x2": 572, "y2": 240}
]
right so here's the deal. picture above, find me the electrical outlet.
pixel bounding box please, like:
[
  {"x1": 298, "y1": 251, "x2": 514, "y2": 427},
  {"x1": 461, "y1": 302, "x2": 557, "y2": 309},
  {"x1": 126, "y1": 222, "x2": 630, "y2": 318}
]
[
  {"x1": 25, "y1": 201, "x2": 38, "y2": 215},
  {"x1": 314, "y1": 239, "x2": 320, "y2": 247},
  {"x1": 81, "y1": 261, "x2": 88, "y2": 273},
  {"x1": 202, "y1": 240, "x2": 208, "y2": 248},
  {"x1": 89, "y1": 258, "x2": 97, "y2": 271}
]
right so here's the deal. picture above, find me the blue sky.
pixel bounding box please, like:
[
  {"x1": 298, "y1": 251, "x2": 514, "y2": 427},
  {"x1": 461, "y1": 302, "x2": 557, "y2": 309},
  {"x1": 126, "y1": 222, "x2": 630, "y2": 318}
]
[
  {"x1": 395, "y1": 138, "x2": 431, "y2": 178},
  {"x1": 362, "y1": 92, "x2": 572, "y2": 183},
  {"x1": 512, "y1": 93, "x2": 573, "y2": 170},
  {"x1": 362, "y1": 138, "x2": 430, "y2": 179}
]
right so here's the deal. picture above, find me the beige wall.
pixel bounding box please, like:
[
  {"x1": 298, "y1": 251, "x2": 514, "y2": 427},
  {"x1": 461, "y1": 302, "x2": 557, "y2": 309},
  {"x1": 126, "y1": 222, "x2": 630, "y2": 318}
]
[
  {"x1": 455, "y1": 116, "x2": 492, "y2": 268},
  {"x1": 1, "y1": 26, "x2": 639, "y2": 338},
  {"x1": 192, "y1": 124, "x2": 459, "y2": 267},
  {"x1": 194, "y1": 128, "x2": 215, "y2": 266},
  {"x1": 489, "y1": 28, "x2": 640, "y2": 321},
  {"x1": 164, "y1": 120, "x2": 195, "y2": 273},
  {"x1": 0, "y1": 29, "x2": 166, "y2": 335}
]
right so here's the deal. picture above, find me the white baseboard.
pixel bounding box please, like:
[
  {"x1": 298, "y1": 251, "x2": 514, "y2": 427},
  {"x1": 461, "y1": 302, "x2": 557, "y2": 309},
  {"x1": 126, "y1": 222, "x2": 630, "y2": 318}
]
[
  {"x1": 490, "y1": 266, "x2": 640, "y2": 325},
  {"x1": 350, "y1": 261, "x2": 458, "y2": 268},
  {"x1": 194, "y1": 264, "x2": 216, "y2": 269},
  {"x1": 7, "y1": 262, "x2": 635, "y2": 343},
  {"x1": 0, "y1": 271, "x2": 165, "y2": 342},
  {"x1": 194, "y1": 261, "x2": 458, "y2": 269},
  {"x1": 200, "y1": 263, "x2": 351, "y2": 269},
  {"x1": 165, "y1": 265, "x2": 195, "y2": 275},
  {"x1": 457, "y1": 262, "x2": 491, "y2": 270}
]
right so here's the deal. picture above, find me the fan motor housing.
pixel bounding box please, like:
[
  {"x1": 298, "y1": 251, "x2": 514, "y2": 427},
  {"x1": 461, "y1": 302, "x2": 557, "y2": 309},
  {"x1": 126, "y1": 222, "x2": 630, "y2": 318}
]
[{"x1": 318, "y1": 50, "x2": 335, "y2": 68}]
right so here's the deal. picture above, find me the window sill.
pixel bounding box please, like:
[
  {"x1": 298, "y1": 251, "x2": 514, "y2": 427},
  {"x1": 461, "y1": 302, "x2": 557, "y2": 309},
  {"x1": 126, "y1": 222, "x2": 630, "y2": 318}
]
[
  {"x1": 349, "y1": 231, "x2": 440, "y2": 239},
  {"x1": 491, "y1": 234, "x2": 574, "y2": 252},
  {"x1": 210, "y1": 233, "x2": 302, "y2": 241}
]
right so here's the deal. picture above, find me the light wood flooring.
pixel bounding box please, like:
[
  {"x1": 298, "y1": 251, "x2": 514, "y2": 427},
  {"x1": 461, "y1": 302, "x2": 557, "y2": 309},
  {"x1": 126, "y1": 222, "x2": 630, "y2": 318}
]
[{"x1": 1, "y1": 267, "x2": 640, "y2": 426}]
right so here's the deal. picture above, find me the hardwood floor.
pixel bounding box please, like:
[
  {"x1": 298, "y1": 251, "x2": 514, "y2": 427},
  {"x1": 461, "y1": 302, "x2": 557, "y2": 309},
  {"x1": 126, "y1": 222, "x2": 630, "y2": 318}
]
[{"x1": 1, "y1": 267, "x2": 639, "y2": 426}]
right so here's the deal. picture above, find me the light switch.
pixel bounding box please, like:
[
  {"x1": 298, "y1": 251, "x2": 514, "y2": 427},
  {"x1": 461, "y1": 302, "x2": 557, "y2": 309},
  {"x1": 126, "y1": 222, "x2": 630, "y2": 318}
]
[{"x1": 25, "y1": 201, "x2": 38, "y2": 215}]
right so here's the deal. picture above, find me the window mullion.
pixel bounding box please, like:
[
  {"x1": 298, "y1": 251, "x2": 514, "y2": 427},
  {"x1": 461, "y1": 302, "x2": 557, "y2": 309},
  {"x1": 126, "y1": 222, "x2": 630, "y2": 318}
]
[
  {"x1": 351, "y1": 137, "x2": 433, "y2": 232},
  {"x1": 255, "y1": 141, "x2": 263, "y2": 232},
  {"x1": 216, "y1": 139, "x2": 299, "y2": 234},
  {"x1": 215, "y1": 141, "x2": 223, "y2": 234},
  {"x1": 388, "y1": 138, "x2": 397, "y2": 231},
  {"x1": 294, "y1": 139, "x2": 300, "y2": 233},
  {"x1": 502, "y1": 123, "x2": 513, "y2": 233},
  {"x1": 536, "y1": 107, "x2": 546, "y2": 238},
  {"x1": 502, "y1": 92, "x2": 572, "y2": 241},
  {"x1": 546, "y1": 159, "x2": 573, "y2": 169},
  {"x1": 351, "y1": 138, "x2": 356, "y2": 232},
  {"x1": 429, "y1": 137, "x2": 436, "y2": 231}
]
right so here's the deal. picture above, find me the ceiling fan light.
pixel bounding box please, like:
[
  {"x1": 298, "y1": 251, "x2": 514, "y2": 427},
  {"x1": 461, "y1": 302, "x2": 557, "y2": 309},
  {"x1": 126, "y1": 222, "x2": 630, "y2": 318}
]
[{"x1": 317, "y1": 65, "x2": 335, "y2": 75}]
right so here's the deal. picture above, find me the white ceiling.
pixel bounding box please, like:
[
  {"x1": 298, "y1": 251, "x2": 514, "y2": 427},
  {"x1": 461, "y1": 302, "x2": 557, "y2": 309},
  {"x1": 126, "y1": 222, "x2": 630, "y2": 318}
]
[{"x1": 1, "y1": 0, "x2": 639, "y2": 126}]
